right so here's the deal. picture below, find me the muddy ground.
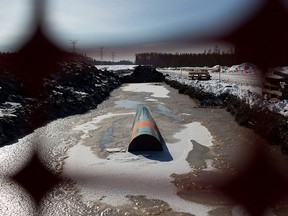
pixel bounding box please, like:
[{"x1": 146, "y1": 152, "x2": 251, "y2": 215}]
[
  {"x1": 53, "y1": 82, "x2": 288, "y2": 215},
  {"x1": 8, "y1": 82, "x2": 287, "y2": 215},
  {"x1": 162, "y1": 83, "x2": 288, "y2": 215}
]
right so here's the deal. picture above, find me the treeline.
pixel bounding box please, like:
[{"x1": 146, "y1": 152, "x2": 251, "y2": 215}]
[
  {"x1": 67, "y1": 53, "x2": 133, "y2": 65},
  {"x1": 135, "y1": 50, "x2": 243, "y2": 67},
  {"x1": 94, "y1": 60, "x2": 134, "y2": 65}
]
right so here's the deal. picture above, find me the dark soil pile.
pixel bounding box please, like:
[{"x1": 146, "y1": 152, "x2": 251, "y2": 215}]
[
  {"x1": 0, "y1": 64, "x2": 166, "y2": 147},
  {"x1": 0, "y1": 61, "x2": 121, "y2": 147},
  {"x1": 226, "y1": 95, "x2": 288, "y2": 155},
  {"x1": 164, "y1": 77, "x2": 288, "y2": 156},
  {"x1": 121, "y1": 65, "x2": 164, "y2": 83}
]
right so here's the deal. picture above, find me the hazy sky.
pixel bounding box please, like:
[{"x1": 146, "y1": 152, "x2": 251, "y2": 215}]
[{"x1": 0, "y1": 0, "x2": 269, "y2": 61}]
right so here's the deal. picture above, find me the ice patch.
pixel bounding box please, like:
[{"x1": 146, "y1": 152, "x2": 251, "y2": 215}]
[
  {"x1": 73, "y1": 112, "x2": 135, "y2": 148},
  {"x1": 189, "y1": 122, "x2": 213, "y2": 147},
  {"x1": 105, "y1": 148, "x2": 126, "y2": 153},
  {"x1": 145, "y1": 98, "x2": 158, "y2": 102},
  {"x1": 122, "y1": 83, "x2": 170, "y2": 98}
]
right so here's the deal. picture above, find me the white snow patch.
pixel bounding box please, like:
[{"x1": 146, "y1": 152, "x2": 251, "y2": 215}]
[
  {"x1": 73, "y1": 112, "x2": 135, "y2": 142},
  {"x1": 74, "y1": 91, "x2": 88, "y2": 96},
  {"x1": 190, "y1": 122, "x2": 213, "y2": 147},
  {"x1": 145, "y1": 98, "x2": 158, "y2": 102},
  {"x1": 105, "y1": 148, "x2": 126, "y2": 153},
  {"x1": 164, "y1": 70, "x2": 288, "y2": 117},
  {"x1": 96, "y1": 65, "x2": 137, "y2": 71},
  {"x1": 180, "y1": 113, "x2": 191, "y2": 116},
  {"x1": 4, "y1": 102, "x2": 22, "y2": 108}
]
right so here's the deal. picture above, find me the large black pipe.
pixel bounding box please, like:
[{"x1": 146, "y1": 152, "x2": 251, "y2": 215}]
[{"x1": 128, "y1": 105, "x2": 164, "y2": 152}]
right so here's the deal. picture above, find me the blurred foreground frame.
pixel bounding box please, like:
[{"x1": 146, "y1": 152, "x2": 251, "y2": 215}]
[{"x1": 4, "y1": 0, "x2": 288, "y2": 215}]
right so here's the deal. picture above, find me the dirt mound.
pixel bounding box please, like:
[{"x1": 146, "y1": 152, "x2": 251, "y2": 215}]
[
  {"x1": 121, "y1": 65, "x2": 164, "y2": 83},
  {"x1": 0, "y1": 61, "x2": 121, "y2": 147}
]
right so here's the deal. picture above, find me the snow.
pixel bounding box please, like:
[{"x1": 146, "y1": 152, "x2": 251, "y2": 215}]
[
  {"x1": 160, "y1": 65, "x2": 288, "y2": 118},
  {"x1": 0, "y1": 101, "x2": 23, "y2": 118},
  {"x1": 96, "y1": 65, "x2": 137, "y2": 71},
  {"x1": 73, "y1": 112, "x2": 135, "y2": 141},
  {"x1": 105, "y1": 147, "x2": 126, "y2": 153},
  {"x1": 3, "y1": 102, "x2": 22, "y2": 108}
]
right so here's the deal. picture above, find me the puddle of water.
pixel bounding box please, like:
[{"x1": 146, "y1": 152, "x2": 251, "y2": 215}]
[
  {"x1": 114, "y1": 100, "x2": 144, "y2": 109},
  {"x1": 156, "y1": 104, "x2": 182, "y2": 121},
  {"x1": 115, "y1": 100, "x2": 181, "y2": 122},
  {"x1": 99, "y1": 118, "x2": 127, "y2": 150},
  {"x1": 99, "y1": 125, "x2": 115, "y2": 150}
]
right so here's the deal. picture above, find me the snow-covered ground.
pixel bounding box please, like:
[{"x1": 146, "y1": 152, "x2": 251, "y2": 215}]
[
  {"x1": 96, "y1": 65, "x2": 137, "y2": 71},
  {"x1": 0, "y1": 102, "x2": 23, "y2": 118},
  {"x1": 158, "y1": 65, "x2": 288, "y2": 117}
]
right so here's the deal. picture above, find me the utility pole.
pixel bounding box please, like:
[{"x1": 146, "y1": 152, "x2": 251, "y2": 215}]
[
  {"x1": 70, "y1": 40, "x2": 78, "y2": 53},
  {"x1": 99, "y1": 47, "x2": 104, "y2": 61}
]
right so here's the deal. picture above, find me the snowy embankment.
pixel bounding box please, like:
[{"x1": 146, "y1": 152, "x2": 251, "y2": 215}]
[
  {"x1": 159, "y1": 66, "x2": 288, "y2": 117},
  {"x1": 159, "y1": 66, "x2": 288, "y2": 155}
]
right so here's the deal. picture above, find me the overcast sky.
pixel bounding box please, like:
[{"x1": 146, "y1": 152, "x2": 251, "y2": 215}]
[{"x1": 0, "y1": 0, "x2": 268, "y2": 61}]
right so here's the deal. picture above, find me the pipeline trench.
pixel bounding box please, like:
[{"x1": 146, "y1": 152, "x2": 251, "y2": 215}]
[{"x1": 9, "y1": 82, "x2": 286, "y2": 215}]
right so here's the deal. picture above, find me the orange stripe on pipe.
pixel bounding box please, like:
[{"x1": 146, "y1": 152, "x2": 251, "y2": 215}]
[
  {"x1": 131, "y1": 121, "x2": 157, "y2": 136},
  {"x1": 128, "y1": 105, "x2": 164, "y2": 151},
  {"x1": 133, "y1": 121, "x2": 157, "y2": 130}
]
